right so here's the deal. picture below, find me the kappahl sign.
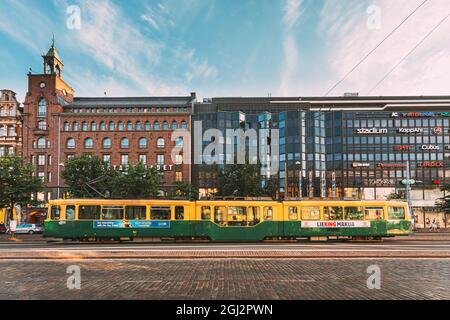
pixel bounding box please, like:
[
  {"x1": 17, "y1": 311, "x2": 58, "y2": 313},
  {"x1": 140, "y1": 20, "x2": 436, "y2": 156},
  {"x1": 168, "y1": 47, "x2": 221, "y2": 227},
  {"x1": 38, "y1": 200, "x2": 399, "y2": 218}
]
[{"x1": 302, "y1": 221, "x2": 371, "y2": 228}]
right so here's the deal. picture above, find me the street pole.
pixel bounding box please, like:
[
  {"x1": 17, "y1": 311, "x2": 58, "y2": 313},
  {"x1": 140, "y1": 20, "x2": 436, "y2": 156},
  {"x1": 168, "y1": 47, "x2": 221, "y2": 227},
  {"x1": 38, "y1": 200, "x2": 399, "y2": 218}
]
[
  {"x1": 57, "y1": 116, "x2": 61, "y2": 199},
  {"x1": 296, "y1": 161, "x2": 302, "y2": 200},
  {"x1": 406, "y1": 159, "x2": 414, "y2": 228}
]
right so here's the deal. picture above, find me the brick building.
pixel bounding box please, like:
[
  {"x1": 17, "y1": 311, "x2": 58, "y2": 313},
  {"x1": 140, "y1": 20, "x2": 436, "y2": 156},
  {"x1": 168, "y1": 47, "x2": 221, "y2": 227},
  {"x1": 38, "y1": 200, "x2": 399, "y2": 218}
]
[
  {"x1": 0, "y1": 89, "x2": 22, "y2": 156},
  {"x1": 22, "y1": 40, "x2": 194, "y2": 202}
]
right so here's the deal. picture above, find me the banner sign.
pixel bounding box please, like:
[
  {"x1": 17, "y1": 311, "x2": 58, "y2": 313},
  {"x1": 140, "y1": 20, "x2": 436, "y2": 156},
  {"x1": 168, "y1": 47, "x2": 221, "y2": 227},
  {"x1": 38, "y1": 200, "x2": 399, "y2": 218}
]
[
  {"x1": 93, "y1": 220, "x2": 124, "y2": 228},
  {"x1": 93, "y1": 220, "x2": 171, "y2": 229},
  {"x1": 301, "y1": 221, "x2": 371, "y2": 228},
  {"x1": 130, "y1": 221, "x2": 171, "y2": 228}
]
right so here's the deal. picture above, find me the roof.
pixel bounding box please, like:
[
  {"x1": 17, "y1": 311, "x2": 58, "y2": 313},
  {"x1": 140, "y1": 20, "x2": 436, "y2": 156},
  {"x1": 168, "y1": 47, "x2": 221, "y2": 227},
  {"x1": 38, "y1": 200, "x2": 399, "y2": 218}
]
[{"x1": 66, "y1": 94, "x2": 196, "y2": 108}]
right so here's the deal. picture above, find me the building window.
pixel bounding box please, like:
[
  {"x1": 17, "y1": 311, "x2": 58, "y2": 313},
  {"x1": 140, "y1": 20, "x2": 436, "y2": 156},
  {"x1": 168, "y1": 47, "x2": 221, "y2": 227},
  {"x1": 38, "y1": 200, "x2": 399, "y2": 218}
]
[
  {"x1": 91, "y1": 122, "x2": 97, "y2": 131},
  {"x1": 38, "y1": 172, "x2": 45, "y2": 182},
  {"x1": 48, "y1": 155, "x2": 52, "y2": 165},
  {"x1": 139, "y1": 154, "x2": 147, "y2": 164},
  {"x1": 172, "y1": 121, "x2": 178, "y2": 130},
  {"x1": 145, "y1": 121, "x2": 151, "y2": 131},
  {"x1": 154, "y1": 121, "x2": 159, "y2": 131},
  {"x1": 38, "y1": 155, "x2": 45, "y2": 166},
  {"x1": 118, "y1": 121, "x2": 124, "y2": 131},
  {"x1": 157, "y1": 137, "x2": 165, "y2": 148},
  {"x1": 63, "y1": 122, "x2": 70, "y2": 131},
  {"x1": 37, "y1": 121, "x2": 46, "y2": 131},
  {"x1": 100, "y1": 121, "x2": 106, "y2": 131},
  {"x1": 121, "y1": 138, "x2": 129, "y2": 148},
  {"x1": 136, "y1": 121, "x2": 142, "y2": 131},
  {"x1": 37, "y1": 138, "x2": 46, "y2": 149},
  {"x1": 67, "y1": 138, "x2": 75, "y2": 149},
  {"x1": 175, "y1": 154, "x2": 183, "y2": 165},
  {"x1": 121, "y1": 154, "x2": 129, "y2": 167},
  {"x1": 84, "y1": 138, "x2": 93, "y2": 149},
  {"x1": 81, "y1": 121, "x2": 88, "y2": 131},
  {"x1": 38, "y1": 98, "x2": 47, "y2": 117},
  {"x1": 163, "y1": 121, "x2": 169, "y2": 130},
  {"x1": 0, "y1": 147, "x2": 4, "y2": 157},
  {"x1": 47, "y1": 172, "x2": 52, "y2": 183},
  {"x1": 8, "y1": 126, "x2": 16, "y2": 135},
  {"x1": 181, "y1": 121, "x2": 187, "y2": 129},
  {"x1": 73, "y1": 121, "x2": 78, "y2": 131},
  {"x1": 175, "y1": 171, "x2": 183, "y2": 182},
  {"x1": 139, "y1": 138, "x2": 147, "y2": 149},
  {"x1": 103, "y1": 154, "x2": 111, "y2": 165},
  {"x1": 127, "y1": 121, "x2": 133, "y2": 131},
  {"x1": 109, "y1": 121, "x2": 114, "y2": 131},
  {"x1": 157, "y1": 154, "x2": 164, "y2": 165},
  {"x1": 67, "y1": 154, "x2": 75, "y2": 161},
  {"x1": 103, "y1": 138, "x2": 111, "y2": 149}
]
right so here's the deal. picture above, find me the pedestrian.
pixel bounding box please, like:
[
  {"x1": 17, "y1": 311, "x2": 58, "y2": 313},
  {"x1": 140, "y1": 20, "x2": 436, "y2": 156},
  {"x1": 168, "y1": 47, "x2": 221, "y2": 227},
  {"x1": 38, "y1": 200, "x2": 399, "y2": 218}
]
[{"x1": 8, "y1": 216, "x2": 17, "y2": 240}]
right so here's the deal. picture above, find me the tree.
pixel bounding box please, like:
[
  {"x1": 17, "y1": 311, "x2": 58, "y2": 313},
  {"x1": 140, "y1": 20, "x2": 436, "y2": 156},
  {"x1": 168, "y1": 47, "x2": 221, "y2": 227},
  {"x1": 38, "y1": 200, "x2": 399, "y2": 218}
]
[
  {"x1": 438, "y1": 183, "x2": 450, "y2": 214},
  {"x1": 62, "y1": 154, "x2": 107, "y2": 198},
  {"x1": 0, "y1": 155, "x2": 44, "y2": 223},
  {"x1": 172, "y1": 181, "x2": 199, "y2": 200},
  {"x1": 218, "y1": 163, "x2": 263, "y2": 197},
  {"x1": 110, "y1": 162, "x2": 163, "y2": 199}
]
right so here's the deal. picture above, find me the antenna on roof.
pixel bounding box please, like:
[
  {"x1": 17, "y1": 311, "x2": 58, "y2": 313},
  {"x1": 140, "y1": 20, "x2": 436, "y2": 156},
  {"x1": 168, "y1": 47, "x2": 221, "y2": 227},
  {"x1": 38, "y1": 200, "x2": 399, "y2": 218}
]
[{"x1": 104, "y1": 91, "x2": 107, "y2": 97}]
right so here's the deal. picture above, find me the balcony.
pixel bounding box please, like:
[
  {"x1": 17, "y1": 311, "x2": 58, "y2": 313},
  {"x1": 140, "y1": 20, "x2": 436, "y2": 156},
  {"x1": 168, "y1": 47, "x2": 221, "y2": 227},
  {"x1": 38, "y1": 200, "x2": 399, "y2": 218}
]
[{"x1": 33, "y1": 125, "x2": 49, "y2": 135}]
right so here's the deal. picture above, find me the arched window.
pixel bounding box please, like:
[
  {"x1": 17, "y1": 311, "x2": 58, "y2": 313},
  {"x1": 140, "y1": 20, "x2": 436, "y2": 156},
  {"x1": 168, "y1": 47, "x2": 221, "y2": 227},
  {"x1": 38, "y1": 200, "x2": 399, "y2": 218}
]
[
  {"x1": 63, "y1": 121, "x2": 70, "y2": 131},
  {"x1": 172, "y1": 121, "x2": 178, "y2": 130},
  {"x1": 139, "y1": 138, "x2": 147, "y2": 149},
  {"x1": 121, "y1": 137, "x2": 129, "y2": 148},
  {"x1": 136, "y1": 121, "x2": 142, "y2": 131},
  {"x1": 38, "y1": 98, "x2": 47, "y2": 117},
  {"x1": 109, "y1": 121, "x2": 114, "y2": 131},
  {"x1": 73, "y1": 121, "x2": 79, "y2": 131},
  {"x1": 82, "y1": 121, "x2": 88, "y2": 131},
  {"x1": 127, "y1": 121, "x2": 133, "y2": 131},
  {"x1": 103, "y1": 138, "x2": 111, "y2": 149},
  {"x1": 84, "y1": 138, "x2": 93, "y2": 149},
  {"x1": 181, "y1": 121, "x2": 187, "y2": 129},
  {"x1": 145, "y1": 121, "x2": 151, "y2": 131},
  {"x1": 37, "y1": 138, "x2": 46, "y2": 149},
  {"x1": 154, "y1": 121, "x2": 159, "y2": 131},
  {"x1": 118, "y1": 121, "x2": 124, "y2": 131},
  {"x1": 100, "y1": 121, "x2": 106, "y2": 131},
  {"x1": 91, "y1": 122, "x2": 97, "y2": 131},
  {"x1": 157, "y1": 137, "x2": 165, "y2": 149},
  {"x1": 67, "y1": 138, "x2": 75, "y2": 149},
  {"x1": 163, "y1": 121, "x2": 169, "y2": 130}
]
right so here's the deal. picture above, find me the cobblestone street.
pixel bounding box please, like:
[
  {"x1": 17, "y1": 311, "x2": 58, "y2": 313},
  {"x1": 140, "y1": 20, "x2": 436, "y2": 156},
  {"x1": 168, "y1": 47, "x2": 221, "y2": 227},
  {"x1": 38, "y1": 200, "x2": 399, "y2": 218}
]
[{"x1": 1, "y1": 258, "x2": 449, "y2": 300}]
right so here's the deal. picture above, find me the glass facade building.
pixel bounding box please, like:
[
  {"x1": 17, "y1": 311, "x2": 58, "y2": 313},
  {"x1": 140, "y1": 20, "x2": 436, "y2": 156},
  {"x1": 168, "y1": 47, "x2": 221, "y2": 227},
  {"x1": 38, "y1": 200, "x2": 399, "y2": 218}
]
[{"x1": 192, "y1": 96, "x2": 450, "y2": 228}]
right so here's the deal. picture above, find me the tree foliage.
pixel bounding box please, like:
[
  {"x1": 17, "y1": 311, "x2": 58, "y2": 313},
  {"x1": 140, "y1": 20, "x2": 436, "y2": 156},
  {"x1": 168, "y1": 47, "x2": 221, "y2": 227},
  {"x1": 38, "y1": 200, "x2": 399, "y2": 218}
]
[
  {"x1": 438, "y1": 183, "x2": 450, "y2": 213},
  {"x1": 218, "y1": 163, "x2": 264, "y2": 197},
  {"x1": 172, "y1": 181, "x2": 199, "y2": 200},
  {"x1": 0, "y1": 155, "x2": 44, "y2": 217}
]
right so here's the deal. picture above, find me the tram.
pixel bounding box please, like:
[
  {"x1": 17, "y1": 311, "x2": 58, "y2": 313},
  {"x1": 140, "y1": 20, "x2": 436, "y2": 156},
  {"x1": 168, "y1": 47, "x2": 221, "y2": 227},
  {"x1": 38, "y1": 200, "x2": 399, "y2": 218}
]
[{"x1": 43, "y1": 199, "x2": 412, "y2": 241}]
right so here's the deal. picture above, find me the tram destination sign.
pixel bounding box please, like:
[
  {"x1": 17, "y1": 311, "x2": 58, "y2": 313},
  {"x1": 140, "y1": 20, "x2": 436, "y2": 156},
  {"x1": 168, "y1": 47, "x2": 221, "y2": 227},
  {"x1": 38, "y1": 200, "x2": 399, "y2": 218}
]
[{"x1": 302, "y1": 221, "x2": 371, "y2": 228}]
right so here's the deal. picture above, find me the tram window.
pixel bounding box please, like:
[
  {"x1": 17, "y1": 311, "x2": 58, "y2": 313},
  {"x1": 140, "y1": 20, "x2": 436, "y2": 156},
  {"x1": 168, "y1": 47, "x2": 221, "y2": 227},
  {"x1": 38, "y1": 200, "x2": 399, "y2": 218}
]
[
  {"x1": 175, "y1": 206, "x2": 184, "y2": 220},
  {"x1": 51, "y1": 206, "x2": 60, "y2": 221},
  {"x1": 201, "y1": 206, "x2": 211, "y2": 220},
  {"x1": 388, "y1": 207, "x2": 405, "y2": 220},
  {"x1": 248, "y1": 207, "x2": 260, "y2": 226},
  {"x1": 125, "y1": 206, "x2": 146, "y2": 220},
  {"x1": 345, "y1": 207, "x2": 364, "y2": 220},
  {"x1": 301, "y1": 207, "x2": 320, "y2": 220},
  {"x1": 66, "y1": 206, "x2": 75, "y2": 220},
  {"x1": 151, "y1": 206, "x2": 171, "y2": 220},
  {"x1": 324, "y1": 207, "x2": 344, "y2": 220},
  {"x1": 79, "y1": 206, "x2": 101, "y2": 220},
  {"x1": 102, "y1": 206, "x2": 124, "y2": 220},
  {"x1": 227, "y1": 206, "x2": 247, "y2": 227},
  {"x1": 214, "y1": 206, "x2": 226, "y2": 226},
  {"x1": 288, "y1": 207, "x2": 298, "y2": 220},
  {"x1": 365, "y1": 207, "x2": 384, "y2": 220},
  {"x1": 263, "y1": 207, "x2": 273, "y2": 221}
]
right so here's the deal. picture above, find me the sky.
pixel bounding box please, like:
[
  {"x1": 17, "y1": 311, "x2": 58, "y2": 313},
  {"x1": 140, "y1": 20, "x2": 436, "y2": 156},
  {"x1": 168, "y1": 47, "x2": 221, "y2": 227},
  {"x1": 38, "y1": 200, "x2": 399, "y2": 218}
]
[{"x1": 1, "y1": 0, "x2": 450, "y2": 103}]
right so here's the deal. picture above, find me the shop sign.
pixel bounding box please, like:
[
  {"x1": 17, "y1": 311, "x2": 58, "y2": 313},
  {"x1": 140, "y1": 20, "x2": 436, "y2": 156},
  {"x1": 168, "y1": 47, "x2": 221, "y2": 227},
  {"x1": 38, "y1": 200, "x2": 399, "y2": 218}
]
[
  {"x1": 420, "y1": 162, "x2": 444, "y2": 168},
  {"x1": 433, "y1": 127, "x2": 442, "y2": 135},
  {"x1": 394, "y1": 146, "x2": 411, "y2": 151},
  {"x1": 421, "y1": 145, "x2": 440, "y2": 151},
  {"x1": 377, "y1": 163, "x2": 406, "y2": 168},
  {"x1": 352, "y1": 163, "x2": 370, "y2": 168},
  {"x1": 391, "y1": 112, "x2": 443, "y2": 118},
  {"x1": 302, "y1": 221, "x2": 371, "y2": 228},
  {"x1": 356, "y1": 128, "x2": 388, "y2": 135},
  {"x1": 397, "y1": 128, "x2": 423, "y2": 134},
  {"x1": 370, "y1": 179, "x2": 395, "y2": 185}
]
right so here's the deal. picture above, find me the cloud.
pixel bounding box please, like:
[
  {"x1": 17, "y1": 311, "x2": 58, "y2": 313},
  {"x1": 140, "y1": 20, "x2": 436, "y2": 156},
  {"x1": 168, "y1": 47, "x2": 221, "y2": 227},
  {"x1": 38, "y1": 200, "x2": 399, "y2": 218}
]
[
  {"x1": 278, "y1": 0, "x2": 304, "y2": 95},
  {"x1": 141, "y1": 2, "x2": 176, "y2": 32},
  {"x1": 319, "y1": 0, "x2": 450, "y2": 96}
]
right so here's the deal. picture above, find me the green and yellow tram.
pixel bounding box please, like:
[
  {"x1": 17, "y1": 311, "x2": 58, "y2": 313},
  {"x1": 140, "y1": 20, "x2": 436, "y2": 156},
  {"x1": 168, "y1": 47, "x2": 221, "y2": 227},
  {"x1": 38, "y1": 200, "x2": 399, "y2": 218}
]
[{"x1": 44, "y1": 199, "x2": 412, "y2": 241}]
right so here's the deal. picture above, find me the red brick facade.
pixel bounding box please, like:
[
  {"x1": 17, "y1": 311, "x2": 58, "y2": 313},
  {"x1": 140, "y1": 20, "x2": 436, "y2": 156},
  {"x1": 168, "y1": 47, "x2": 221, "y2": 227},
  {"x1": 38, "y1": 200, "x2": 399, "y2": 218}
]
[{"x1": 22, "y1": 42, "x2": 193, "y2": 201}]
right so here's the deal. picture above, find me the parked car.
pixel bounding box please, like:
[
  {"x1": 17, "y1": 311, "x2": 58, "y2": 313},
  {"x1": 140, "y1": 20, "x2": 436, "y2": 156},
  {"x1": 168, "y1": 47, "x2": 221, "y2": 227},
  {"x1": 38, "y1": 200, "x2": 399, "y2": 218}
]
[
  {"x1": 0, "y1": 224, "x2": 6, "y2": 234},
  {"x1": 14, "y1": 223, "x2": 44, "y2": 234}
]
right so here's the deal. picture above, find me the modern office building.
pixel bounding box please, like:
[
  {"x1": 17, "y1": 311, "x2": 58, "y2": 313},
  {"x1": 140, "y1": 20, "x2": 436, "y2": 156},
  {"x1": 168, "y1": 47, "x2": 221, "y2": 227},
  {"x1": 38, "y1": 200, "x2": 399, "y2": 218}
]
[
  {"x1": 0, "y1": 89, "x2": 22, "y2": 156},
  {"x1": 192, "y1": 96, "x2": 450, "y2": 228},
  {"x1": 21, "y1": 40, "x2": 194, "y2": 202}
]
